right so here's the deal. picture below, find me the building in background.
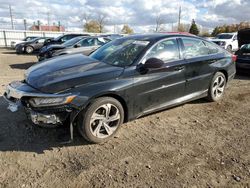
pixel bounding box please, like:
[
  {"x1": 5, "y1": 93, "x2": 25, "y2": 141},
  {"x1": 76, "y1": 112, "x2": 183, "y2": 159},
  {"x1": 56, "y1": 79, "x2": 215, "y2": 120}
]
[{"x1": 30, "y1": 21, "x2": 65, "y2": 31}]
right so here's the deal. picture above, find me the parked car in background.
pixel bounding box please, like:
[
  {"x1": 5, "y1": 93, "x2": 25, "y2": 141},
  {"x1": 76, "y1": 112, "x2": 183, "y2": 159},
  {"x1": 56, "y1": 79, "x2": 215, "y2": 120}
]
[
  {"x1": 15, "y1": 37, "x2": 53, "y2": 54},
  {"x1": 100, "y1": 34, "x2": 123, "y2": 40},
  {"x1": 43, "y1": 33, "x2": 90, "y2": 46},
  {"x1": 38, "y1": 36, "x2": 111, "y2": 61},
  {"x1": 4, "y1": 33, "x2": 236, "y2": 143},
  {"x1": 11, "y1": 36, "x2": 38, "y2": 49},
  {"x1": 211, "y1": 32, "x2": 238, "y2": 52},
  {"x1": 235, "y1": 28, "x2": 250, "y2": 71}
]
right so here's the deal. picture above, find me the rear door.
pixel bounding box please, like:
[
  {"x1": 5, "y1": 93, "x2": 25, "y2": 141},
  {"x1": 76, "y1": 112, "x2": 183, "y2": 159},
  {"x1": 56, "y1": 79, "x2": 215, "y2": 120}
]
[
  {"x1": 180, "y1": 37, "x2": 222, "y2": 95},
  {"x1": 34, "y1": 38, "x2": 46, "y2": 50},
  {"x1": 133, "y1": 38, "x2": 187, "y2": 115}
]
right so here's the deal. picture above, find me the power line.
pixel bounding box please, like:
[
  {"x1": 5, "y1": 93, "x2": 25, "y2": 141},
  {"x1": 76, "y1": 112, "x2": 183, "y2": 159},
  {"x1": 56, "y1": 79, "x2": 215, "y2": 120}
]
[{"x1": 47, "y1": 11, "x2": 50, "y2": 31}]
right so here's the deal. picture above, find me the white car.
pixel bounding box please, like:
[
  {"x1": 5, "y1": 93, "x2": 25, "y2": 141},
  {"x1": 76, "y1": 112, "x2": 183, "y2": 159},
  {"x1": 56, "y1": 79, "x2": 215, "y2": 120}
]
[
  {"x1": 211, "y1": 32, "x2": 238, "y2": 52},
  {"x1": 10, "y1": 36, "x2": 38, "y2": 49}
]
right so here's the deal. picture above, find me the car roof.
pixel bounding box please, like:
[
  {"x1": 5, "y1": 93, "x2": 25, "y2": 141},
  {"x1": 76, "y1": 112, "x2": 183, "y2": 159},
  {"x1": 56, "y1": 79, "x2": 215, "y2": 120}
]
[{"x1": 120, "y1": 33, "x2": 199, "y2": 43}]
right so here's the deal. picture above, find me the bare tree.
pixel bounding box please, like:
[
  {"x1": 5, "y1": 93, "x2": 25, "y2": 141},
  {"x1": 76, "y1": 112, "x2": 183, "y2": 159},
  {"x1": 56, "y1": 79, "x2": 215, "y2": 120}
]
[
  {"x1": 82, "y1": 13, "x2": 91, "y2": 24},
  {"x1": 155, "y1": 15, "x2": 164, "y2": 32},
  {"x1": 96, "y1": 14, "x2": 106, "y2": 33}
]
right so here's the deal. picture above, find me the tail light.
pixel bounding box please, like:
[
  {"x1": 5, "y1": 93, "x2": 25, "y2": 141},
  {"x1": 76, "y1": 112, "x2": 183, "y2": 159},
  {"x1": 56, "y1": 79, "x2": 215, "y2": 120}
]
[{"x1": 232, "y1": 55, "x2": 237, "y2": 62}]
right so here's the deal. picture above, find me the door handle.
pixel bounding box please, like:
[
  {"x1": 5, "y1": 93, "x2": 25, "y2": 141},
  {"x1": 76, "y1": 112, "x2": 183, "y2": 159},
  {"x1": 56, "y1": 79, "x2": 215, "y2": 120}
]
[{"x1": 174, "y1": 66, "x2": 184, "y2": 71}]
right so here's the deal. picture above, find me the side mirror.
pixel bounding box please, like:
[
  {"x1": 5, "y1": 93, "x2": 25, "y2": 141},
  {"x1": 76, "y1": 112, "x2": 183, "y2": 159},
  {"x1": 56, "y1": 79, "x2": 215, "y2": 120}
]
[
  {"x1": 144, "y1": 58, "x2": 164, "y2": 69},
  {"x1": 74, "y1": 43, "x2": 81, "y2": 48}
]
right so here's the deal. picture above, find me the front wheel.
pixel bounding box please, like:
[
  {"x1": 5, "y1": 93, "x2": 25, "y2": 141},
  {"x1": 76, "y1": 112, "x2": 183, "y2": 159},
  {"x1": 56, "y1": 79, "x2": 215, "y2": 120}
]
[
  {"x1": 206, "y1": 72, "x2": 227, "y2": 102},
  {"x1": 77, "y1": 97, "x2": 124, "y2": 143},
  {"x1": 26, "y1": 46, "x2": 34, "y2": 54}
]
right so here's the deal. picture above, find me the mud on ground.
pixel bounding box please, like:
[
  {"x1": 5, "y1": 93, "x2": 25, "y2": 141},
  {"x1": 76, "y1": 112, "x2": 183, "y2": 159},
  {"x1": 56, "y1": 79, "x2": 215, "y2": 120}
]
[{"x1": 0, "y1": 49, "x2": 249, "y2": 188}]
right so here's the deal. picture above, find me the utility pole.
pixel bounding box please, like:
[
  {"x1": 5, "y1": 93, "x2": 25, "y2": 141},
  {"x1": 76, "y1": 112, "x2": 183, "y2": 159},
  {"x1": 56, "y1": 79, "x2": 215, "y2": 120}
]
[
  {"x1": 178, "y1": 6, "x2": 181, "y2": 31},
  {"x1": 23, "y1": 19, "x2": 27, "y2": 30},
  {"x1": 9, "y1": 4, "x2": 14, "y2": 30},
  {"x1": 47, "y1": 11, "x2": 50, "y2": 31}
]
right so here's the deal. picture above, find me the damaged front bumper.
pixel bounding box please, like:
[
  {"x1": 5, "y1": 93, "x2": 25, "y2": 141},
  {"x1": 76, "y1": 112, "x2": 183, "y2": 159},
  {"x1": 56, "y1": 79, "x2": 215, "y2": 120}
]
[{"x1": 3, "y1": 81, "x2": 76, "y2": 127}]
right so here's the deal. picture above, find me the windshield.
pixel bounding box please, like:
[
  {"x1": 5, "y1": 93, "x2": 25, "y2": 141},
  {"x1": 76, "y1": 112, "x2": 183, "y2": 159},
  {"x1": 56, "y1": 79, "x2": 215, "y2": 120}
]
[
  {"x1": 90, "y1": 38, "x2": 150, "y2": 67},
  {"x1": 215, "y1": 34, "x2": 233, "y2": 39},
  {"x1": 62, "y1": 37, "x2": 83, "y2": 47},
  {"x1": 240, "y1": 44, "x2": 250, "y2": 52},
  {"x1": 28, "y1": 38, "x2": 39, "y2": 43}
]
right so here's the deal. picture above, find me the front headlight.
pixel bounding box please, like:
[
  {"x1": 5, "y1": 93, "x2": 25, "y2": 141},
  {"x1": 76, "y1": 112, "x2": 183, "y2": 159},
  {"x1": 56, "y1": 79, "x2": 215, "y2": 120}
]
[{"x1": 29, "y1": 95, "x2": 76, "y2": 107}]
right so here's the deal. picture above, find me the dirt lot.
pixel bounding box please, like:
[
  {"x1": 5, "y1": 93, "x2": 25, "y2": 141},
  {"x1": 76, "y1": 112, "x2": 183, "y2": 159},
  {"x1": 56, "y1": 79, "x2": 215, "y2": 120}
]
[{"x1": 0, "y1": 48, "x2": 249, "y2": 188}]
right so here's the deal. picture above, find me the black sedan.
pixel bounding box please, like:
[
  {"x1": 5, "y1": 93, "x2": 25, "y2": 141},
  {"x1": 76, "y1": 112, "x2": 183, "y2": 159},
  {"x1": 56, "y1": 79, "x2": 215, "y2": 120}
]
[
  {"x1": 38, "y1": 36, "x2": 111, "y2": 61},
  {"x1": 4, "y1": 34, "x2": 236, "y2": 143},
  {"x1": 43, "y1": 33, "x2": 90, "y2": 46},
  {"x1": 15, "y1": 37, "x2": 53, "y2": 54}
]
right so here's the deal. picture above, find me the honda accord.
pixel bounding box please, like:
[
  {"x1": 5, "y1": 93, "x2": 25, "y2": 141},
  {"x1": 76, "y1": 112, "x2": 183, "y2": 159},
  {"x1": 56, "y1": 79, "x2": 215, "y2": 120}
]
[{"x1": 4, "y1": 34, "x2": 236, "y2": 143}]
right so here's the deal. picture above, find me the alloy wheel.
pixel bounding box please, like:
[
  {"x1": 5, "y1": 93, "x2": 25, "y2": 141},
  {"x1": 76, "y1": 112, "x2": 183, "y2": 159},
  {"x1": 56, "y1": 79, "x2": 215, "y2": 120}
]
[
  {"x1": 90, "y1": 103, "x2": 121, "y2": 138},
  {"x1": 212, "y1": 75, "x2": 226, "y2": 99},
  {"x1": 26, "y1": 46, "x2": 33, "y2": 53}
]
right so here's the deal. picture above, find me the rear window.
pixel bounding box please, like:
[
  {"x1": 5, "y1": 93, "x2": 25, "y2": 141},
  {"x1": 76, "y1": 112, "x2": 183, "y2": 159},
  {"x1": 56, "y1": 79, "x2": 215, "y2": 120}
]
[
  {"x1": 204, "y1": 41, "x2": 220, "y2": 54},
  {"x1": 182, "y1": 38, "x2": 210, "y2": 58}
]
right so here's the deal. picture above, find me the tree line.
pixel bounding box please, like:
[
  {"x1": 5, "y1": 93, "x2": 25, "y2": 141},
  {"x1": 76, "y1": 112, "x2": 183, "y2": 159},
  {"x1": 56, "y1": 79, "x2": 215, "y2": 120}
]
[
  {"x1": 211, "y1": 22, "x2": 250, "y2": 36},
  {"x1": 82, "y1": 13, "x2": 134, "y2": 34},
  {"x1": 82, "y1": 12, "x2": 250, "y2": 37}
]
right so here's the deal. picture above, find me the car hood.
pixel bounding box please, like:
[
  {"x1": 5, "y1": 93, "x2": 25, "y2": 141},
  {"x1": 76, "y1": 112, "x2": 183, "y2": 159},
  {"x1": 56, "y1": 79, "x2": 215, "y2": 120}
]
[
  {"x1": 211, "y1": 39, "x2": 229, "y2": 42},
  {"x1": 25, "y1": 53, "x2": 124, "y2": 93}
]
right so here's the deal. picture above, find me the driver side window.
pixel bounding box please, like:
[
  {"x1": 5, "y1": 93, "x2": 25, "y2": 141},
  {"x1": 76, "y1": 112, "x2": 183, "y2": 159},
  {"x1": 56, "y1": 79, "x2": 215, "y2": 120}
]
[
  {"x1": 37, "y1": 38, "x2": 45, "y2": 43},
  {"x1": 145, "y1": 39, "x2": 180, "y2": 62},
  {"x1": 80, "y1": 38, "x2": 96, "y2": 47}
]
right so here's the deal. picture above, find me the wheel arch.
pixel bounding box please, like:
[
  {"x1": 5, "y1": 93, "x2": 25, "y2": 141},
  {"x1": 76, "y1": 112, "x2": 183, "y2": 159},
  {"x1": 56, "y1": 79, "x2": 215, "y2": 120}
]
[
  {"x1": 81, "y1": 92, "x2": 129, "y2": 123},
  {"x1": 217, "y1": 69, "x2": 228, "y2": 82}
]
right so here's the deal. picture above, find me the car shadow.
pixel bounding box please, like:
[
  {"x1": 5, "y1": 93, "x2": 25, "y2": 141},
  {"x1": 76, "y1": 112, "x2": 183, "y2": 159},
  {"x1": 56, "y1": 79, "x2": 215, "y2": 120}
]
[
  {"x1": 0, "y1": 96, "x2": 90, "y2": 154},
  {"x1": 9, "y1": 62, "x2": 36, "y2": 70},
  {"x1": 1, "y1": 51, "x2": 17, "y2": 54}
]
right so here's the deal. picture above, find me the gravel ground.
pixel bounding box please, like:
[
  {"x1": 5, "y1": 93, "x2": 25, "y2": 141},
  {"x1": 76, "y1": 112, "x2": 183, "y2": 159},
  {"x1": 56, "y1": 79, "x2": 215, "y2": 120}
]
[{"x1": 0, "y1": 48, "x2": 249, "y2": 188}]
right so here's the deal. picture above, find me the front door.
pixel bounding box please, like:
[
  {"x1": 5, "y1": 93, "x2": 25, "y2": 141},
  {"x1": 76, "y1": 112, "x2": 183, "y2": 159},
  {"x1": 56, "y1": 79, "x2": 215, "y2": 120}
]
[{"x1": 132, "y1": 38, "x2": 187, "y2": 116}]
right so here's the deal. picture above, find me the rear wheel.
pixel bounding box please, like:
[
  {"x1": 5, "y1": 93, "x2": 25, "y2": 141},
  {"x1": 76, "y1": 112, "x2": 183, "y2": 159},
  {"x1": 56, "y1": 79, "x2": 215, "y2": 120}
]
[
  {"x1": 226, "y1": 45, "x2": 232, "y2": 53},
  {"x1": 78, "y1": 97, "x2": 124, "y2": 143},
  {"x1": 26, "y1": 46, "x2": 34, "y2": 54},
  {"x1": 206, "y1": 72, "x2": 227, "y2": 102}
]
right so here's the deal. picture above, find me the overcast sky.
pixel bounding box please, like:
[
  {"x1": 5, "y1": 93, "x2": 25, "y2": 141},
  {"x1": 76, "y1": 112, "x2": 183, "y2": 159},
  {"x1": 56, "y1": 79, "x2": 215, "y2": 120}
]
[{"x1": 0, "y1": 0, "x2": 248, "y2": 33}]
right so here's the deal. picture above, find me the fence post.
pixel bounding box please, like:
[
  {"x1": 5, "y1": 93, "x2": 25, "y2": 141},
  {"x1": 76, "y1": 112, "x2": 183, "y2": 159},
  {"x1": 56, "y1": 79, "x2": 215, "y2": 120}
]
[
  {"x1": 3, "y1": 30, "x2": 7, "y2": 47},
  {"x1": 43, "y1": 32, "x2": 45, "y2": 37}
]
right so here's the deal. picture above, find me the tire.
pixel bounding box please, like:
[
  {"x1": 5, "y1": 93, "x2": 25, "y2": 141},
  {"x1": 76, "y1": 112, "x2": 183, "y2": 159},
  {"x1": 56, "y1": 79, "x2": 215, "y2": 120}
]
[
  {"x1": 77, "y1": 97, "x2": 124, "y2": 143},
  {"x1": 206, "y1": 72, "x2": 227, "y2": 102},
  {"x1": 226, "y1": 45, "x2": 232, "y2": 53},
  {"x1": 26, "y1": 46, "x2": 34, "y2": 54}
]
